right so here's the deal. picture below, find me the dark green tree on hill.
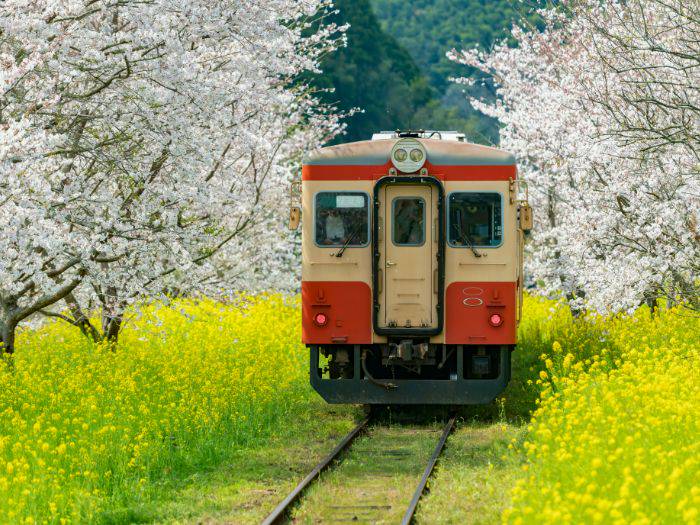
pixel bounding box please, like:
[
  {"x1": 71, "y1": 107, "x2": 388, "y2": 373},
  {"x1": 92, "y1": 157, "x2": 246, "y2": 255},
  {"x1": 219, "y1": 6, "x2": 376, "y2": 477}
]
[
  {"x1": 312, "y1": 0, "x2": 431, "y2": 142},
  {"x1": 370, "y1": 0, "x2": 546, "y2": 142},
  {"x1": 312, "y1": 0, "x2": 544, "y2": 144},
  {"x1": 371, "y1": 0, "x2": 542, "y2": 92},
  {"x1": 313, "y1": 0, "x2": 484, "y2": 143}
]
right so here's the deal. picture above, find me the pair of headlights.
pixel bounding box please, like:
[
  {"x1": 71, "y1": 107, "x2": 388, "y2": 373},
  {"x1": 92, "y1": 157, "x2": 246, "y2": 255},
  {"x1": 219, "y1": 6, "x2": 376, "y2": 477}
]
[
  {"x1": 393, "y1": 147, "x2": 423, "y2": 163},
  {"x1": 390, "y1": 138, "x2": 427, "y2": 173}
]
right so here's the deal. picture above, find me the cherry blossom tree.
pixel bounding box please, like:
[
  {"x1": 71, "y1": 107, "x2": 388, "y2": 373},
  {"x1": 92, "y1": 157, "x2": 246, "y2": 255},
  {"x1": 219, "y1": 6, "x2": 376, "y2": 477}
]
[
  {"x1": 450, "y1": 0, "x2": 699, "y2": 313},
  {"x1": 0, "y1": 117, "x2": 87, "y2": 353},
  {"x1": 1, "y1": 0, "x2": 343, "y2": 352}
]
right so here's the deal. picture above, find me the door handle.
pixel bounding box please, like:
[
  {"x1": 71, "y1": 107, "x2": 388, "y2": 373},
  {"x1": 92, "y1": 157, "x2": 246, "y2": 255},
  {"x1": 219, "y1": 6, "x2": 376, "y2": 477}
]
[{"x1": 386, "y1": 260, "x2": 396, "y2": 267}]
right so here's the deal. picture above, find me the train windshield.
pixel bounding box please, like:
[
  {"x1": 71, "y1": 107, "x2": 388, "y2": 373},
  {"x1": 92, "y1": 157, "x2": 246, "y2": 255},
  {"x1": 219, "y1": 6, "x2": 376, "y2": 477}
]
[
  {"x1": 315, "y1": 192, "x2": 369, "y2": 247},
  {"x1": 448, "y1": 192, "x2": 502, "y2": 247}
]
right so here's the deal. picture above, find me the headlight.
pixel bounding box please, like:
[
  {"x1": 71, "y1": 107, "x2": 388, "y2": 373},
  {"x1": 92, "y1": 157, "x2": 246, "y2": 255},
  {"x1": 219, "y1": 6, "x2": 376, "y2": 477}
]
[
  {"x1": 409, "y1": 148, "x2": 424, "y2": 162},
  {"x1": 390, "y1": 138, "x2": 427, "y2": 173}
]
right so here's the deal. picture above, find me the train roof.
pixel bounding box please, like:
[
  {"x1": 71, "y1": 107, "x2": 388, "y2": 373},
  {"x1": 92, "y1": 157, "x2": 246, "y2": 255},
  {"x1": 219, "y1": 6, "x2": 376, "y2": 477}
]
[{"x1": 304, "y1": 136, "x2": 515, "y2": 167}]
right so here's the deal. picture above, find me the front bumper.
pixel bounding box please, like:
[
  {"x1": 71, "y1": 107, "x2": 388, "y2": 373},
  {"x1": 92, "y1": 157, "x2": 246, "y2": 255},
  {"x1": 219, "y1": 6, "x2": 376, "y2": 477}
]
[{"x1": 309, "y1": 345, "x2": 511, "y2": 405}]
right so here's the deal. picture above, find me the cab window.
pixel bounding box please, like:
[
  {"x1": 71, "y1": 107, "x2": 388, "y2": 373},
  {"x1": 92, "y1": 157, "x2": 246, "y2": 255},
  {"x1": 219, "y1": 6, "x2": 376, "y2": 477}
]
[
  {"x1": 448, "y1": 193, "x2": 502, "y2": 247},
  {"x1": 315, "y1": 192, "x2": 369, "y2": 247}
]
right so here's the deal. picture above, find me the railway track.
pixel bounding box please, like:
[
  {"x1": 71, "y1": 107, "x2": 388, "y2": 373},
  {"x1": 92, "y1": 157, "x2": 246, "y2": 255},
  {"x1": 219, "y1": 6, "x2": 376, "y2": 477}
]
[{"x1": 261, "y1": 413, "x2": 457, "y2": 525}]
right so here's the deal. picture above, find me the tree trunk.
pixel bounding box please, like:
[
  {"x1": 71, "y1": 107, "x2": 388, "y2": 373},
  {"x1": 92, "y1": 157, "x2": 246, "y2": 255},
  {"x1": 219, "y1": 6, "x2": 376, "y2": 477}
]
[
  {"x1": 64, "y1": 292, "x2": 101, "y2": 341},
  {"x1": 0, "y1": 317, "x2": 16, "y2": 355},
  {"x1": 101, "y1": 310, "x2": 123, "y2": 344},
  {"x1": 569, "y1": 289, "x2": 586, "y2": 318},
  {"x1": 99, "y1": 282, "x2": 125, "y2": 345},
  {"x1": 645, "y1": 294, "x2": 658, "y2": 316},
  {"x1": 642, "y1": 286, "x2": 660, "y2": 317}
]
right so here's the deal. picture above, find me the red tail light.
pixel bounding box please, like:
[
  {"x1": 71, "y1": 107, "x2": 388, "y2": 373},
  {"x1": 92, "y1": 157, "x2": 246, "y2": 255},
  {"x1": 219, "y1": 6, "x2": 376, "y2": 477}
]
[
  {"x1": 489, "y1": 313, "x2": 503, "y2": 327},
  {"x1": 314, "y1": 312, "x2": 328, "y2": 327}
]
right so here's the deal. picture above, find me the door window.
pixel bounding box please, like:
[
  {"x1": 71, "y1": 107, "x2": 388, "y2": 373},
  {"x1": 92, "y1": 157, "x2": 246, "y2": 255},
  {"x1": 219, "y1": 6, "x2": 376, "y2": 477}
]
[{"x1": 392, "y1": 197, "x2": 425, "y2": 246}]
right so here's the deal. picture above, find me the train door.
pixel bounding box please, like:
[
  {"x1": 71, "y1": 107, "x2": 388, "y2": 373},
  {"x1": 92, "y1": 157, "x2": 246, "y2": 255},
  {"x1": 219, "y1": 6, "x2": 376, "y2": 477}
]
[{"x1": 381, "y1": 184, "x2": 437, "y2": 329}]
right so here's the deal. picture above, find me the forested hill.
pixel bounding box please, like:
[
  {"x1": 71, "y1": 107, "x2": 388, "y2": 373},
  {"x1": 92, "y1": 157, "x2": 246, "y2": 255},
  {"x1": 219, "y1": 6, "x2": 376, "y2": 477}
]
[
  {"x1": 313, "y1": 0, "x2": 459, "y2": 143},
  {"x1": 311, "y1": 0, "x2": 432, "y2": 143},
  {"x1": 370, "y1": 0, "x2": 535, "y2": 93},
  {"x1": 315, "y1": 0, "x2": 541, "y2": 145}
]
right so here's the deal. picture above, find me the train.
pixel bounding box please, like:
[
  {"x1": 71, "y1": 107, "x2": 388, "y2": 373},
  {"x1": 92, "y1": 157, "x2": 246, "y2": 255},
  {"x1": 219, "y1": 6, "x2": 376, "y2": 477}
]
[{"x1": 290, "y1": 130, "x2": 532, "y2": 404}]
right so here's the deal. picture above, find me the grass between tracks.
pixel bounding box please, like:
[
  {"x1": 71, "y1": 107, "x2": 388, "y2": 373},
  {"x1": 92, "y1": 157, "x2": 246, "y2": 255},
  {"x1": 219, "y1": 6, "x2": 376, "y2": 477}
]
[
  {"x1": 292, "y1": 422, "x2": 445, "y2": 524},
  {"x1": 0, "y1": 294, "x2": 697, "y2": 523}
]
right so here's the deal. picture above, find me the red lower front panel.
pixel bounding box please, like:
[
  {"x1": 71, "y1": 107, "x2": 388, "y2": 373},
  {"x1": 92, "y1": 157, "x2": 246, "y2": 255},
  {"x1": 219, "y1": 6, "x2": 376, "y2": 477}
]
[
  {"x1": 445, "y1": 282, "x2": 517, "y2": 345},
  {"x1": 303, "y1": 280, "x2": 516, "y2": 345},
  {"x1": 302, "y1": 281, "x2": 372, "y2": 344}
]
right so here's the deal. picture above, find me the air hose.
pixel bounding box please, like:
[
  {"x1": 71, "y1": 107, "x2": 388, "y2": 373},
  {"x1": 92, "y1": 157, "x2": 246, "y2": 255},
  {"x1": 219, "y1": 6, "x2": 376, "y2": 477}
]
[{"x1": 361, "y1": 349, "x2": 397, "y2": 390}]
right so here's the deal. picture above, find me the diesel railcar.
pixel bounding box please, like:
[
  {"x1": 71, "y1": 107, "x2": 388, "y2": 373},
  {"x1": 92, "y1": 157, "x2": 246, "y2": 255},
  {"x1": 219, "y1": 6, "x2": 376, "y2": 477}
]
[{"x1": 290, "y1": 131, "x2": 532, "y2": 404}]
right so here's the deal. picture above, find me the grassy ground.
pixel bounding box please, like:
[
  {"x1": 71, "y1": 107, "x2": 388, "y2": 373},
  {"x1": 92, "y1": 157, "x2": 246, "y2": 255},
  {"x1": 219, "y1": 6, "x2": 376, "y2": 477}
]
[
  {"x1": 147, "y1": 408, "x2": 524, "y2": 525},
  {"x1": 416, "y1": 421, "x2": 523, "y2": 524},
  {"x1": 148, "y1": 401, "x2": 360, "y2": 525},
  {"x1": 293, "y1": 422, "x2": 442, "y2": 524}
]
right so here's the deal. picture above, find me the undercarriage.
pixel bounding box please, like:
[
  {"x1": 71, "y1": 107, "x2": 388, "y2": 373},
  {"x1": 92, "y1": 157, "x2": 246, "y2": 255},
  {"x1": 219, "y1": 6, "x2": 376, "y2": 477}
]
[{"x1": 310, "y1": 342, "x2": 512, "y2": 405}]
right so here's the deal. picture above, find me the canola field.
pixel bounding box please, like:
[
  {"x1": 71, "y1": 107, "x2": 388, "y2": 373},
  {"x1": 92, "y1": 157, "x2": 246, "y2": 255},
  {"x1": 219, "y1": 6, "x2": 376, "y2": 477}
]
[
  {"x1": 0, "y1": 295, "x2": 309, "y2": 523},
  {"x1": 0, "y1": 294, "x2": 697, "y2": 524},
  {"x1": 506, "y1": 299, "x2": 700, "y2": 525}
]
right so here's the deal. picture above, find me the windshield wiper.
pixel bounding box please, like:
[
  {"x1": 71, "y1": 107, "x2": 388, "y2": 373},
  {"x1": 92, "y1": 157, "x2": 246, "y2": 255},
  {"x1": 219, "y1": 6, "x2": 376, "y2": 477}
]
[
  {"x1": 455, "y1": 223, "x2": 482, "y2": 258},
  {"x1": 334, "y1": 226, "x2": 360, "y2": 258}
]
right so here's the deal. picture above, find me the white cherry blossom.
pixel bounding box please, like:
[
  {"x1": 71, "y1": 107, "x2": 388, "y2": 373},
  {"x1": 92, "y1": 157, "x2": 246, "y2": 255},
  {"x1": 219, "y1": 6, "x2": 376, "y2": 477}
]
[
  {"x1": 450, "y1": 0, "x2": 699, "y2": 313},
  {"x1": 1, "y1": 0, "x2": 344, "y2": 351}
]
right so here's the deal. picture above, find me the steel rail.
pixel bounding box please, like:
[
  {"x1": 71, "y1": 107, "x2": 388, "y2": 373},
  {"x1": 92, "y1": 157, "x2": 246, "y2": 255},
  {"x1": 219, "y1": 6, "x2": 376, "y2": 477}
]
[
  {"x1": 400, "y1": 415, "x2": 456, "y2": 525},
  {"x1": 260, "y1": 416, "x2": 370, "y2": 525}
]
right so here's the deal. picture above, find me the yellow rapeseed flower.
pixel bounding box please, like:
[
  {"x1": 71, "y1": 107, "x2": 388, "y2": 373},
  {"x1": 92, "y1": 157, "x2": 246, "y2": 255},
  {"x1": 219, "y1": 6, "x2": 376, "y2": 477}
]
[
  {"x1": 0, "y1": 294, "x2": 307, "y2": 523},
  {"x1": 505, "y1": 298, "x2": 699, "y2": 524}
]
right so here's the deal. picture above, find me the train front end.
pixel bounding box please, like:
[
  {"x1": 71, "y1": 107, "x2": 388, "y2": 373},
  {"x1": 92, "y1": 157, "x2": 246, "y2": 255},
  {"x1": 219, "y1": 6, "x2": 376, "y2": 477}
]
[{"x1": 297, "y1": 131, "x2": 531, "y2": 404}]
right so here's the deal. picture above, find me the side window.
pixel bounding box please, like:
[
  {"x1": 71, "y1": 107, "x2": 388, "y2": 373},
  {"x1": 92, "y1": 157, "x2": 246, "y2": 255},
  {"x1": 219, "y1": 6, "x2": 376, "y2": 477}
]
[
  {"x1": 448, "y1": 193, "x2": 502, "y2": 247},
  {"x1": 315, "y1": 192, "x2": 369, "y2": 247},
  {"x1": 392, "y1": 197, "x2": 425, "y2": 246}
]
